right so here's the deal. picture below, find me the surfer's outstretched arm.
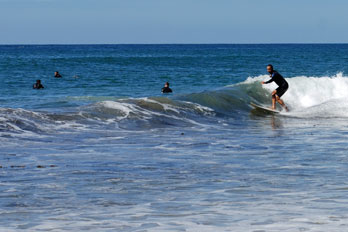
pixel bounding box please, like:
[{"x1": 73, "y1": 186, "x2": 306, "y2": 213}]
[{"x1": 262, "y1": 78, "x2": 274, "y2": 85}]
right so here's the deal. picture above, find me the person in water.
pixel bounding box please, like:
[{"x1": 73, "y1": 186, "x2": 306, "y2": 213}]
[
  {"x1": 33, "y1": 80, "x2": 44, "y2": 89},
  {"x1": 261, "y1": 64, "x2": 289, "y2": 111},
  {"x1": 162, "y1": 82, "x2": 173, "y2": 93},
  {"x1": 54, "y1": 71, "x2": 62, "y2": 78}
]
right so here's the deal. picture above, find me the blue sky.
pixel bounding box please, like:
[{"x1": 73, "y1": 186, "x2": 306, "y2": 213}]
[{"x1": 0, "y1": 0, "x2": 347, "y2": 44}]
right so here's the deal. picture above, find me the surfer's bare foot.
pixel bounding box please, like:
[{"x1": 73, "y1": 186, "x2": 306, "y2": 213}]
[{"x1": 284, "y1": 106, "x2": 289, "y2": 112}]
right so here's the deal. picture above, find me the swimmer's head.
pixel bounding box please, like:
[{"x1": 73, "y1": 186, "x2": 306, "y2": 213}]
[
  {"x1": 165, "y1": 82, "x2": 170, "y2": 87},
  {"x1": 267, "y1": 64, "x2": 274, "y2": 74}
]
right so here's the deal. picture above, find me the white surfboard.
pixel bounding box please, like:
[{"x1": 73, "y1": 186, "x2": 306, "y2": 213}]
[{"x1": 250, "y1": 102, "x2": 280, "y2": 113}]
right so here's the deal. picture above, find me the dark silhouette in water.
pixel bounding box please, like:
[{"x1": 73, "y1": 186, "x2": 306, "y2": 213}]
[
  {"x1": 162, "y1": 82, "x2": 172, "y2": 93},
  {"x1": 33, "y1": 80, "x2": 44, "y2": 89},
  {"x1": 54, "y1": 71, "x2": 62, "y2": 78}
]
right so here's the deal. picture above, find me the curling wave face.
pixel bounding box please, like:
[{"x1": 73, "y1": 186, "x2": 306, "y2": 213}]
[
  {"x1": 1, "y1": 73, "x2": 348, "y2": 135},
  {"x1": 182, "y1": 72, "x2": 348, "y2": 118},
  {"x1": 243, "y1": 72, "x2": 348, "y2": 118}
]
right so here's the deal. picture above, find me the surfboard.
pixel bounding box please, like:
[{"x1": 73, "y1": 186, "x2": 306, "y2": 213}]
[{"x1": 250, "y1": 102, "x2": 280, "y2": 113}]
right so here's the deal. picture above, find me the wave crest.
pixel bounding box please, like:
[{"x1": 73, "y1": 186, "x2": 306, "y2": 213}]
[{"x1": 2, "y1": 73, "x2": 348, "y2": 135}]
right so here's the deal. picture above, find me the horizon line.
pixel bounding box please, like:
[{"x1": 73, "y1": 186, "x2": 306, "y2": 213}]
[{"x1": 1, "y1": 42, "x2": 348, "y2": 46}]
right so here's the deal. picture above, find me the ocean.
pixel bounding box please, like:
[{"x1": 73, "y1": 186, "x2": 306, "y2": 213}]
[{"x1": 1, "y1": 44, "x2": 348, "y2": 231}]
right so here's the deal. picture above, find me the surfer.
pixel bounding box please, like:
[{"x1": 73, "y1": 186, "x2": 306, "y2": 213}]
[
  {"x1": 261, "y1": 64, "x2": 289, "y2": 112},
  {"x1": 33, "y1": 80, "x2": 44, "y2": 89},
  {"x1": 162, "y1": 82, "x2": 173, "y2": 93},
  {"x1": 54, "y1": 71, "x2": 62, "y2": 78}
]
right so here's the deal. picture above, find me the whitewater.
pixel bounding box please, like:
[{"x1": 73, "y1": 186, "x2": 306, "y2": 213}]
[
  {"x1": 1, "y1": 44, "x2": 348, "y2": 232},
  {"x1": 2, "y1": 73, "x2": 348, "y2": 136},
  {"x1": 245, "y1": 72, "x2": 348, "y2": 117}
]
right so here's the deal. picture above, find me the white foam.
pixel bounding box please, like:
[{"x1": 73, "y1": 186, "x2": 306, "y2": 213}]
[
  {"x1": 98, "y1": 98, "x2": 214, "y2": 126},
  {"x1": 244, "y1": 73, "x2": 348, "y2": 118},
  {"x1": 99, "y1": 101, "x2": 136, "y2": 119}
]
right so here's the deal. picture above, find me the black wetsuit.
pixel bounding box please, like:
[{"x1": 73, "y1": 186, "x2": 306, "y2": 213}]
[
  {"x1": 264, "y1": 71, "x2": 288, "y2": 97},
  {"x1": 162, "y1": 87, "x2": 172, "y2": 93},
  {"x1": 33, "y1": 83, "x2": 44, "y2": 89}
]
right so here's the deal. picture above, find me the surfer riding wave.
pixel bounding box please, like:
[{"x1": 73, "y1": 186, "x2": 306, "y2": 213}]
[{"x1": 261, "y1": 64, "x2": 289, "y2": 112}]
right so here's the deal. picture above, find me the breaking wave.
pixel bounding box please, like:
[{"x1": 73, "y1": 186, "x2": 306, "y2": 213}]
[{"x1": 2, "y1": 73, "x2": 348, "y2": 135}]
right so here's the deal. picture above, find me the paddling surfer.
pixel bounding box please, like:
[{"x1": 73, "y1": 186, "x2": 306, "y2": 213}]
[
  {"x1": 54, "y1": 71, "x2": 62, "y2": 78},
  {"x1": 33, "y1": 79, "x2": 44, "y2": 89},
  {"x1": 161, "y1": 82, "x2": 173, "y2": 93},
  {"x1": 261, "y1": 64, "x2": 289, "y2": 112}
]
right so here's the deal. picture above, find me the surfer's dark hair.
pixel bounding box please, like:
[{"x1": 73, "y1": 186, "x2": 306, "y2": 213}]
[{"x1": 267, "y1": 64, "x2": 273, "y2": 69}]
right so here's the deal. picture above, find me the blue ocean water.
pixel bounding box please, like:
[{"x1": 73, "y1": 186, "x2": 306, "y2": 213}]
[{"x1": 1, "y1": 44, "x2": 348, "y2": 231}]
